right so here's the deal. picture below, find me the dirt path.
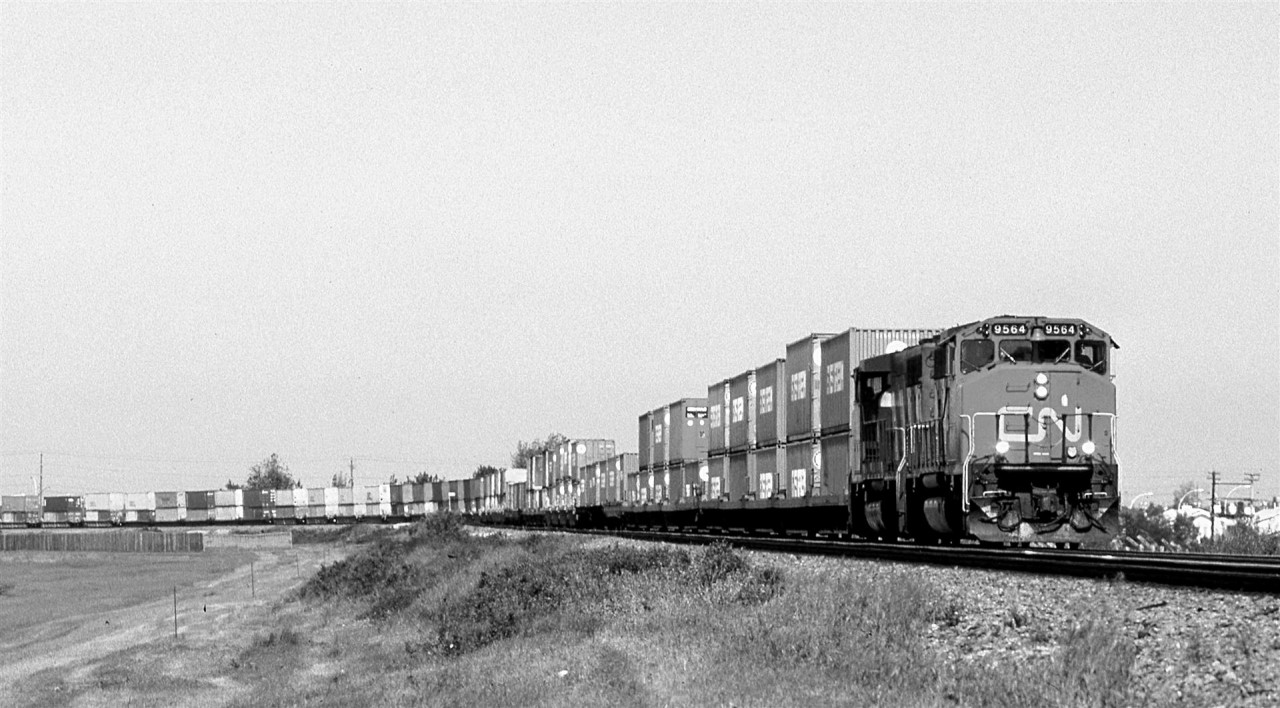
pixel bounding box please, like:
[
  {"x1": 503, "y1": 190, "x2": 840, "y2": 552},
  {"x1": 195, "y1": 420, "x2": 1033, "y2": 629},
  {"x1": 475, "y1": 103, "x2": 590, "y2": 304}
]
[{"x1": 0, "y1": 546, "x2": 338, "y2": 707}]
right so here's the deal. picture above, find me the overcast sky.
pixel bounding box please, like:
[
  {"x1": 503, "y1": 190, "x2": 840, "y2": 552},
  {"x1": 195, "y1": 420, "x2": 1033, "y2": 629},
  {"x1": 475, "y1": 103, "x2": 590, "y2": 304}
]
[{"x1": 2, "y1": 3, "x2": 1277, "y2": 503}]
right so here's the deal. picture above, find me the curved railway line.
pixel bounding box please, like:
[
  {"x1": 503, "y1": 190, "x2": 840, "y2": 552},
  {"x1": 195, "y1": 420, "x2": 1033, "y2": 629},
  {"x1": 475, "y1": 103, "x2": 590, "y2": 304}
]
[{"x1": 537, "y1": 527, "x2": 1280, "y2": 594}]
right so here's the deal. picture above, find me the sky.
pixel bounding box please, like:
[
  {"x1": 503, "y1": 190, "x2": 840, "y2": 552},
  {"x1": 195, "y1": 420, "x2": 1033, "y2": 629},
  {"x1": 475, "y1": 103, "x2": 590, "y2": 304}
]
[{"x1": 2, "y1": 3, "x2": 1277, "y2": 503}]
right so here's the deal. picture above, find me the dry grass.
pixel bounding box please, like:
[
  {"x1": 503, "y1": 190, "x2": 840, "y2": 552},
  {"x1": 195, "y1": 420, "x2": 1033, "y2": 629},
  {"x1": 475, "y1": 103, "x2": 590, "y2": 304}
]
[{"x1": 1, "y1": 518, "x2": 1140, "y2": 707}]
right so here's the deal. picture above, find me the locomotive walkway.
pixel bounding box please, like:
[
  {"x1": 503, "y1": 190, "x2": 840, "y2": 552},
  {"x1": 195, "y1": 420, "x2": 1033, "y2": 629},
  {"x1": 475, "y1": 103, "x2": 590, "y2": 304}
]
[{"x1": 570, "y1": 529, "x2": 1280, "y2": 593}]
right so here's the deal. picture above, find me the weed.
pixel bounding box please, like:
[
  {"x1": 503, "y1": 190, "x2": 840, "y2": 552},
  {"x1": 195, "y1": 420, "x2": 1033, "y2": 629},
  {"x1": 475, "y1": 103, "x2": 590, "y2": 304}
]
[
  {"x1": 253, "y1": 627, "x2": 304, "y2": 648},
  {"x1": 409, "y1": 512, "x2": 469, "y2": 544},
  {"x1": 694, "y1": 541, "x2": 748, "y2": 586},
  {"x1": 587, "y1": 543, "x2": 690, "y2": 575},
  {"x1": 293, "y1": 538, "x2": 419, "y2": 605},
  {"x1": 1055, "y1": 616, "x2": 1135, "y2": 707}
]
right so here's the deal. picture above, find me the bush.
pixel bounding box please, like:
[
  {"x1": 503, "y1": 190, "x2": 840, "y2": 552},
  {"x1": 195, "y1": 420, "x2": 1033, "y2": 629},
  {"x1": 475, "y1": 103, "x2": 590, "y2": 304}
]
[
  {"x1": 293, "y1": 539, "x2": 419, "y2": 606},
  {"x1": 409, "y1": 513, "x2": 469, "y2": 544},
  {"x1": 1196, "y1": 524, "x2": 1280, "y2": 556}
]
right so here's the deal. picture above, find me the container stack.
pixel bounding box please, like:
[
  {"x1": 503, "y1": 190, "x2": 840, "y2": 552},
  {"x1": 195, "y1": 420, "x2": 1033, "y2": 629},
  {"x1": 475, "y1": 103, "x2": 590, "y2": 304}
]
[
  {"x1": 124, "y1": 492, "x2": 156, "y2": 524},
  {"x1": 186, "y1": 491, "x2": 215, "y2": 523},
  {"x1": 155, "y1": 491, "x2": 186, "y2": 523},
  {"x1": 754, "y1": 358, "x2": 787, "y2": 498},
  {"x1": 706, "y1": 380, "x2": 729, "y2": 501},
  {"x1": 84, "y1": 493, "x2": 126, "y2": 525},
  {"x1": 648, "y1": 399, "x2": 708, "y2": 504},
  {"x1": 214, "y1": 489, "x2": 241, "y2": 522},
  {"x1": 42, "y1": 495, "x2": 85, "y2": 525},
  {"x1": 242, "y1": 489, "x2": 272, "y2": 522},
  {"x1": 783, "y1": 333, "x2": 835, "y2": 498},
  {"x1": 727, "y1": 369, "x2": 757, "y2": 501}
]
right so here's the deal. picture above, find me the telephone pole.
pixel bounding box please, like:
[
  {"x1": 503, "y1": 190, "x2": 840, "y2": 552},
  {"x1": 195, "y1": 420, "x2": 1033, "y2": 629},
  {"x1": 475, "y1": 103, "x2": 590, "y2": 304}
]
[
  {"x1": 1208, "y1": 470, "x2": 1264, "y2": 542},
  {"x1": 349, "y1": 458, "x2": 355, "y2": 489},
  {"x1": 1209, "y1": 470, "x2": 1219, "y2": 541}
]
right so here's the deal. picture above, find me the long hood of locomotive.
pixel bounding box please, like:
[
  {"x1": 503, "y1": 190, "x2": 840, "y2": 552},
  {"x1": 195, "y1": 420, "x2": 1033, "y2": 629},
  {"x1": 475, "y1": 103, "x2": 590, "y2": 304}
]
[{"x1": 957, "y1": 367, "x2": 1116, "y2": 466}]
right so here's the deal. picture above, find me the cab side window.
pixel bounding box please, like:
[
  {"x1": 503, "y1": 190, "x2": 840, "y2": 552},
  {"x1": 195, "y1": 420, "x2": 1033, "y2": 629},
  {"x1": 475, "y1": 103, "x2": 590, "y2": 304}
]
[
  {"x1": 1075, "y1": 340, "x2": 1107, "y2": 374},
  {"x1": 960, "y1": 340, "x2": 994, "y2": 373}
]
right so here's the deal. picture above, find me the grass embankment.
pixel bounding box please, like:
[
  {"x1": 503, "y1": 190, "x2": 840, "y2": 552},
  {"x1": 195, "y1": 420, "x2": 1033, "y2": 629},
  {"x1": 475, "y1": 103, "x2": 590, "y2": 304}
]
[{"x1": 237, "y1": 516, "x2": 1135, "y2": 707}]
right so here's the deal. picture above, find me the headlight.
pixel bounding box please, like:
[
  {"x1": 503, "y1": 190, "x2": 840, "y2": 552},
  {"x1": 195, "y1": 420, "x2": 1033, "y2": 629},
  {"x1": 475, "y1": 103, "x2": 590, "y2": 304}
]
[
  {"x1": 1035, "y1": 385, "x2": 1049, "y2": 400},
  {"x1": 995, "y1": 440, "x2": 1010, "y2": 455},
  {"x1": 1035, "y1": 373, "x2": 1048, "y2": 385},
  {"x1": 1082, "y1": 440, "x2": 1096, "y2": 455},
  {"x1": 1067, "y1": 446, "x2": 1078, "y2": 458}
]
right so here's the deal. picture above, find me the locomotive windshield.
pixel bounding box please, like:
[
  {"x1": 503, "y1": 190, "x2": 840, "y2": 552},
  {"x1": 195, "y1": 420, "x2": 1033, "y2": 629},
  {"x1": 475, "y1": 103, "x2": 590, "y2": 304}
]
[{"x1": 960, "y1": 336, "x2": 1109, "y2": 373}]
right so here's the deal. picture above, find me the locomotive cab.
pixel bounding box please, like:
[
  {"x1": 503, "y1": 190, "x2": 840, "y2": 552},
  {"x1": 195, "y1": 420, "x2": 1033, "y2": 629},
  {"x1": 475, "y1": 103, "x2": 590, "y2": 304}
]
[{"x1": 954, "y1": 318, "x2": 1120, "y2": 544}]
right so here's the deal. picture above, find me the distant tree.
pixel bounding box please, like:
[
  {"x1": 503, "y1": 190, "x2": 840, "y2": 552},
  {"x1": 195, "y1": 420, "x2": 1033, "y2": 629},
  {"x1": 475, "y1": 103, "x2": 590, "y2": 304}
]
[
  {"x1": 388, "y1": 474, "x2": 399, "y2": 485},
  {"x1": 1120, "y1": 504, "x2": 1199, "y2": 548},
  {"x1": 510, "y1": 432, "x2": 568, "y2": 468},
  {"x1": 240, "y1": 453, "x2": 302, "y2": 490},
  {"x1": 225, "y1": 479, "x2": 243, "y2": 490},
  {"x1": 412, "y1": 471, "x2": 442, "y2": 485},
  {"x1": 331, "y1": 469, "x2": 352, "y2": 488},
  {"x1": 473, "y1": 464, "x2": 502, "y2": 479},
  {"x1": 1171, "y1": 481, "x2": 1202, "y2": 508}
]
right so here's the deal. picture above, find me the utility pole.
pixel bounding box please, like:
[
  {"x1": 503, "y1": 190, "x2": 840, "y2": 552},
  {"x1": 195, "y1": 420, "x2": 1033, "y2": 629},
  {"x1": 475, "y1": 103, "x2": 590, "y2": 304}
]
[
  {"x1": 1209, "y1": 470, "x2": 1219, "y2": 542},
  {"x1": 349, "y1": 458, "x2": 355, "y2": 489}
]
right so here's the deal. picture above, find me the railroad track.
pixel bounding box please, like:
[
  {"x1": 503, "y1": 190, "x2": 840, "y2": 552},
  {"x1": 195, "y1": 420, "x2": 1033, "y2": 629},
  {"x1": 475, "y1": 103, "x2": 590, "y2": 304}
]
[{"x1": 561, "y1": 528, "x2": 1280, "y2": 593}]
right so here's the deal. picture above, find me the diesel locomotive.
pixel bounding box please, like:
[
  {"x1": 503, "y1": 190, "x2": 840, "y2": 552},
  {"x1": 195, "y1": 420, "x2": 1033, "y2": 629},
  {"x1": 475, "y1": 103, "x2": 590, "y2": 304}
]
[{"x1": 852, "y1": 315, "x2": 1119, "y2": 545}]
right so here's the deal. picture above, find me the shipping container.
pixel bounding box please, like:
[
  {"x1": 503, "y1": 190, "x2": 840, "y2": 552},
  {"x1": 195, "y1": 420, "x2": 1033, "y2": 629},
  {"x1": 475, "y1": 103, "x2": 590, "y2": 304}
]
[
  {"x1": 785, "y1": 439, "x2": 826, "y2": 497},
  {"x1": 42, "y1": 495, "x2": 84, "y2": 513},
  {"x1": 820, "y1": 327, "x2": 941, "y2": 435},
  {"x1": 755, "y1": 358, "x2": 787, "y2": 447},
  {"x1": 785, "y1": 334, "x2": 835, "y2": 442},
  {"x1": 213, "y1": 505, "x2": 240, "y2": 522},
  {"x1": 756, "y1": 447, "x2": 784, "y2": 498},
  {"x1": 706, "y1": 455, "x2": 727, "y2": 500},
  {"x1": 213, "y1": 490, "x2": 238, "y2": 508},
  {"x1": 707, "y1": 380, "x2": 730, "y2": 456},
  {"x1": 638, "y1": 412, "x2": 653, "y2": 472},
  {"x1": 728, "y1": 451, "x2": 755, "y2": 500},
  {"x1": 84, "y1": 510, "x2": 113, "y2": 524},
  {"x1": 187, "y1": 508, "x2": 212, "y2": 523},
  {"x1": 84, "y1": 493, "x2": 113, "y2": 511},
  {"x1": 1, "y1": 495, "x2": 30, "y2": 513},
  {"x1": 156, "y1": 507, "x2": 185, "y2": 523},
  {"x1": 554, "y1": 439, "x2": 616, "y2": 483},
  {"x1": 123, "y1": 493, "x2": 154, "y2": 512},
  {"x1": 306, "y1": 488, "x2": 326, "y2": 506},
  {"x1": 274, "y1": 490, "x2": 295, "y2": 508},
  {"x1": 728, "y1": 370, "x2": 756, "y2": 452},
  {"x1": 242, "y1": 489, "x2": 267, "y2": 508},
  {"x1": 324, "y1": 488, "x2": 340, "y2": 517},
  {"x1": 154, "y1": 492, "x2": 184, "y2": 509},
  {"x1": 820, "y1": 433, "x2": 853, "y2": 498},
  {"x1": 186, "y1": 491, "x2": 215, "y2": 510},
  {"x1": 654, "y1": 398, "x2": 709, "y2": 466}
]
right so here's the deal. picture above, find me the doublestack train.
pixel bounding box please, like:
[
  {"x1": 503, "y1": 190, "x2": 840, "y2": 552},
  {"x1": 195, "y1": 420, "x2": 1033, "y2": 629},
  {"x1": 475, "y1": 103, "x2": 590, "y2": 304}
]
[
  {"x1": 501, "y1": 314, "x2": 1121, "y2": 547},
  {"x1": 0, "y1": 315, "x2": 1119, "y2": 547}
]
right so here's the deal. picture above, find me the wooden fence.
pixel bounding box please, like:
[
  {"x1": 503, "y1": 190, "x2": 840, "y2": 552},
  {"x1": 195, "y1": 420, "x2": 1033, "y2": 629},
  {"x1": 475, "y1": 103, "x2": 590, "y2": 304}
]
[{"x1": 0, "y1": 529, "x2": 205, "y2": 552}]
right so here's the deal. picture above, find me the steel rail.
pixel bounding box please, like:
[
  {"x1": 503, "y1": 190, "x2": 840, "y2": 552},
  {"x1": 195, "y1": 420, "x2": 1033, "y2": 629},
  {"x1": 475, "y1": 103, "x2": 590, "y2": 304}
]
[{"x1": 560, "y1": 528, "x2": 1280, "y2": 593}]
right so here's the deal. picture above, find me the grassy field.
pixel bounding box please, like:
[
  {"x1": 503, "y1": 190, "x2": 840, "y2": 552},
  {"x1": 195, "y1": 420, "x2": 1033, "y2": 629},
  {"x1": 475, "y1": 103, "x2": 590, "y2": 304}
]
[{"x1": 0, "y1": 520, "x2": 1139, "y2": 707}]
